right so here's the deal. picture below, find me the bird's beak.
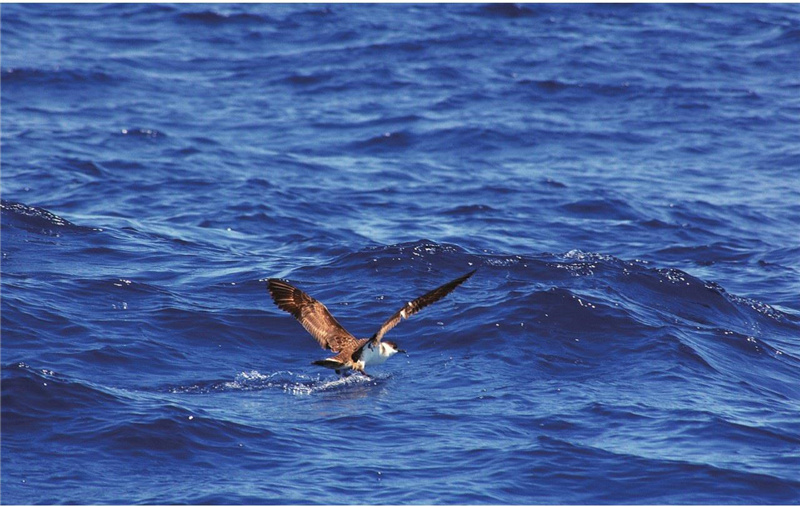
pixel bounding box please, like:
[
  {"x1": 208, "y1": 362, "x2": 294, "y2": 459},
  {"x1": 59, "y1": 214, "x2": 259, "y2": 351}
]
[{"x1": 398, "y1": 349, "x2": 407, "y2": 354}]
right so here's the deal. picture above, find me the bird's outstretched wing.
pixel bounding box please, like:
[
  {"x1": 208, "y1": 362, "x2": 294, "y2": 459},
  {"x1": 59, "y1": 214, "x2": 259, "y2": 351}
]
[
  {"x1": 371, "y1": 269, "x2": 476, "y2": 343},
  {"x1": 267, "y1": 279, "x2": 357, "y2": 353}
]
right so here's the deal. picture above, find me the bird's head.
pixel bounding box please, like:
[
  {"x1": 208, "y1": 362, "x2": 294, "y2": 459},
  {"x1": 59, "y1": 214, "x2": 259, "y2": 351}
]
[{"x1": 381, "y1": 340, "x2": 406, "y2": 357}]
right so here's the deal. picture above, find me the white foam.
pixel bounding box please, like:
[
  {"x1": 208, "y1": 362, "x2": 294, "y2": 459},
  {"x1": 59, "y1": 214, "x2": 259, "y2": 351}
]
[
  {"x1": 221, "y1": 370, "x2": 372, "y2": 396},
  {"x1": 168, "y1": 369, "x2": 374, "y2": 396}
]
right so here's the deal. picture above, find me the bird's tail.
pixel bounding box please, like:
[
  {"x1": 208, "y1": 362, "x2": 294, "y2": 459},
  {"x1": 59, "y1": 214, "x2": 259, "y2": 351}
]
[{"x1": 313, "y1": 359, "x2": 345, "y2": 370}]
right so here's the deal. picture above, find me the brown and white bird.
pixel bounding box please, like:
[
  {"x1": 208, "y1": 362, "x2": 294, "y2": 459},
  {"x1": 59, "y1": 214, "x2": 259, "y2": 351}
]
[{"x1": 267, "y1": 270, "x2": 475, "y2": 377}]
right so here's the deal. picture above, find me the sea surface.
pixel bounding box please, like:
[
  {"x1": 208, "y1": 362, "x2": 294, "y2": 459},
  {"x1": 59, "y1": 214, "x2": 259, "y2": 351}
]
[{"x1": 2, "y1": 4, "x2": 800, "y2": 504}]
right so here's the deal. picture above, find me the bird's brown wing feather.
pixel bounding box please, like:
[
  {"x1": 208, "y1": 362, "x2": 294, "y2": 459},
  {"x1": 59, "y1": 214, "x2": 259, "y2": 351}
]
[
  {"x1": 372, "y1": 269, "x2": 476, "y2": 343},
  {"x1": 267, "y1": 279, "x2": 357, "y2": 353}
]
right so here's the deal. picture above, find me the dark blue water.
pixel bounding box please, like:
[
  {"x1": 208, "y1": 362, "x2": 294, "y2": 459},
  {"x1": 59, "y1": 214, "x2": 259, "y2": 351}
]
[{"x1": 3, "y1": 3, "x2": 800, "y2": 504}]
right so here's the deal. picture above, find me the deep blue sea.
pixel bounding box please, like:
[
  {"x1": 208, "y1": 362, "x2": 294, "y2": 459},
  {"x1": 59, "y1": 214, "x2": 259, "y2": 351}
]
[{"x1": 3, "y1": 3, "x2": 800, "y2": 504}]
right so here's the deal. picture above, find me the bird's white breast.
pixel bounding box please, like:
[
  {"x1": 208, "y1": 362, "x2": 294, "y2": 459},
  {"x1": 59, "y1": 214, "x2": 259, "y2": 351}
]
[{"x1": 360, "y1": 343, "x2": 390, "y2": 366}]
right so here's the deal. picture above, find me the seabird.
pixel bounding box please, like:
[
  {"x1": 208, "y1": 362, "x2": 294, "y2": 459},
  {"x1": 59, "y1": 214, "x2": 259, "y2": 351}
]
[{"x1": 267, "y1": 270, "x2": 475, "y2": 377}]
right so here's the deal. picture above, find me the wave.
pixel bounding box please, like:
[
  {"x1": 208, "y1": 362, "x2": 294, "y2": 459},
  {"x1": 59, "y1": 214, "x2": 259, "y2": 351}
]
[
  {"x1": 2, "y1": 66, "x2": 115, "y2": 85},
  {"x1": 352, "y1": 130, "x2": 415, "y2": 150},
  {"x1": 442, "y1": 204, "x2": 498, "y2": 216},
  {"x1": 477, "y1": 3, "x2": 540, "y2": 18},
  {"x1": 560, "y1": 198, "x2": 641, "y2": 221},
  {"x1": 176, "y1": 10, "x2": 274, "y2": 25},
  {"x1": 118, "y1": 127, "x2": 167, "y2": 139},
  {"x1": 1, "y1": 363, "x2": 125, "y2": 431},
  {"x1": 1, "y1": 363, "x2": 289, "y2": 461},
  {"x1": 0, "y1": 200, "x2": 99, "y2": 235},
  {"x1": 534, "y1": 435, "x2": 800, "y2": 503},
  {"x1": 269, "y1": 239, "x2": 799, "y2": 361}
]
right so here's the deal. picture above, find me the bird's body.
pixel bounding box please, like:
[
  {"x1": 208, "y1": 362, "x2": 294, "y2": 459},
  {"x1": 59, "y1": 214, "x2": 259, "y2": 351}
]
[
  {"x1": 267, "y1": 270, "x2": 475, "y2": 377},
  {"x1": 313, "y1": 338, "x2": 397, "y2": 375}
]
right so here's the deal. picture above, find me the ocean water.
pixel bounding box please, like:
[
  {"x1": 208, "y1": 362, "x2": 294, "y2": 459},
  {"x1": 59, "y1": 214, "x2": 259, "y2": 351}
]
[{"x1": 2, "y1": 3, "x2": 800, "y2": 504}]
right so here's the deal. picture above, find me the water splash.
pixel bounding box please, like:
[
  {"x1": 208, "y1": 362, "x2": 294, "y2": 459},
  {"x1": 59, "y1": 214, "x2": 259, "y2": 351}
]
[{"x1": 167, "y1": 370, "x2": 374, "y2": 396}]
